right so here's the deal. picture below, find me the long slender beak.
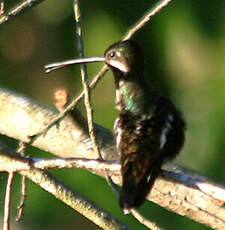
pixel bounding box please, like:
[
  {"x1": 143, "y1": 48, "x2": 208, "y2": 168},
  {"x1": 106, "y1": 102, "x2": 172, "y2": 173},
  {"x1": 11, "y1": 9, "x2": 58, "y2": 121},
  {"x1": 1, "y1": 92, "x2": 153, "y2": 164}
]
[{"x1": 45, "y1": 56, "x2": 105, "y2": 73}]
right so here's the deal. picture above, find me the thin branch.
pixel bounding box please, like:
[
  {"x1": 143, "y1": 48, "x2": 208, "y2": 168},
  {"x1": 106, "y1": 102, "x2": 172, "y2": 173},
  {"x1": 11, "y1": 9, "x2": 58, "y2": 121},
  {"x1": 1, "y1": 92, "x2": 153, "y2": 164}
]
[
  {"x1": 130, "y1": 209, "x2": 163, "y2": 230},
  {"x1": 15, "y1": 141, "x2": 27, "y2": 222},
  {"x1": 33, "y1": 155, "x2": 122, "y2": 213},
  {"x1": 33, "y1": 157, "x2": 120, "y2": 172},
  {"x1": 16, "y1": 175, "x2": 26, "y2": 222},
  {"x1": 17, "y1": 140, "x2": 26, "y2": 154},
  {"x1": 28, "y1": 91, "x2": 87, "y2": 145},
  {"x1": 20, "y1": 167, "x2": 130, "y2": 230},
  {"x1": 73, "y1": 0, "x2": 101, "y2": 158},
  {"x1": 89, "y1": 65, "x2": 109, "y2": 90},
  {"x1": 0, "y1": 0, "x2": 44, "y2": 26},
  {"x1": 3, "y1": 172, "x2": 15, "y2": 230},
  {"x1": 0, "y1": 153, "x2": 120, "y2": 177},
  {"x1": 73, "y1": 2, "x2": 117, "y2": 200},
  {"x1": 122, "y1": 0, "x2": 173, "y2": 40}
]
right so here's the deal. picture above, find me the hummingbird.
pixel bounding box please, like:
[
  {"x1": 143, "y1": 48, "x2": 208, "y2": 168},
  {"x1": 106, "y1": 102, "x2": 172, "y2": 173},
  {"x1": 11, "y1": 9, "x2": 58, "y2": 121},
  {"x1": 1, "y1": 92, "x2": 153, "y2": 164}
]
[{"x1": 45, "y1": 40, "x2": 185, "y2": 213}]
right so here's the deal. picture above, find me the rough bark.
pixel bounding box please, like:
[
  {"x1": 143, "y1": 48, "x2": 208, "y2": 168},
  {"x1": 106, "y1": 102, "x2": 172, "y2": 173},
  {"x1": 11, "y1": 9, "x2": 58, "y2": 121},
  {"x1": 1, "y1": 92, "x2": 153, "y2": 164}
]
[{"x1": 0, "y1": 88, "x2": 225, "y2": 229}]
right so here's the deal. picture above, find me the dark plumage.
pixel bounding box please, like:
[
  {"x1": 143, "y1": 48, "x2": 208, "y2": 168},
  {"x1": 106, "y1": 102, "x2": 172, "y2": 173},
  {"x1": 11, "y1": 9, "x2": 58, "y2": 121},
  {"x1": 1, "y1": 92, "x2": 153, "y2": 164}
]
[
  {"x1": 104, "y1": 40, "x2": 185, "y2": 212},
  {"x1": 45, "y1": 39, "x2": 186, "y2": 213}
]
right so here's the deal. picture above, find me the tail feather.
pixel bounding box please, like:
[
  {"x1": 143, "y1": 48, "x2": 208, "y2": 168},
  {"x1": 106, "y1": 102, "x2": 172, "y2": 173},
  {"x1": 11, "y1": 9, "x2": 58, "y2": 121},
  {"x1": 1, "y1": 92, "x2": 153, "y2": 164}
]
[{"x1": 119, "y1": 161, "x2": 162, "y2": 212}]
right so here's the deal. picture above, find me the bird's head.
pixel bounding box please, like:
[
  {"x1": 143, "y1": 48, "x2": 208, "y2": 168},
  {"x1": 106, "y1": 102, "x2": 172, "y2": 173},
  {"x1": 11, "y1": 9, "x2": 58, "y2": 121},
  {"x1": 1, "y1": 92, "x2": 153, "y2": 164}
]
[
  {"x1": 45, "y1": 40, "x2": 144, "y2": 78},
  {"x1": 104, "y1": 40, "x2": 144, "y2": 76}
]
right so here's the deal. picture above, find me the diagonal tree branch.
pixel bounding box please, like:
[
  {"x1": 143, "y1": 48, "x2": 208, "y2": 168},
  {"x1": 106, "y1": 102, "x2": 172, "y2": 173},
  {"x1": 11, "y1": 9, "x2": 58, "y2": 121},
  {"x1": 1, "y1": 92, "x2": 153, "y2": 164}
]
[
  {"x1": 0, "y1": 0, "x2": 44, "y2": 25},
  {"x1": 21, "y1": 169, "x2": 130, "y2": 230},
  {"x1": 122, "y1": 0, "x2": 172, "y2": 40},
  {"x1": 0, "y1": 88, "x2": 224, "y2": 229},
  {"x1": 0, "y1": 144, "x2": 129, "y2": 230},
  {"x1": 0, "y1": 88, "x2": 117, "y2": 160}
]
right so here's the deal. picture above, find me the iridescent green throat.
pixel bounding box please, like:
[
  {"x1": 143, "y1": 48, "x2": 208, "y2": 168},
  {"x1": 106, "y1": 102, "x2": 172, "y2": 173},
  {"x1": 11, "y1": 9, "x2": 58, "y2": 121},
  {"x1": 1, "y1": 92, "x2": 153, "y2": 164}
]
[{"x1": 118, "y1": 80, "x2": 145, "y2": 115}]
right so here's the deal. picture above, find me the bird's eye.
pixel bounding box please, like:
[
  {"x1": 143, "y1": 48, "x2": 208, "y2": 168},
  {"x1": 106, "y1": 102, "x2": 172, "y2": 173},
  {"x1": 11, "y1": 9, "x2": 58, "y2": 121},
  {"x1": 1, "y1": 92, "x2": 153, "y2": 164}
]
[{"x1": 109, "y1": 51, "x2": 116, "y2": 58}]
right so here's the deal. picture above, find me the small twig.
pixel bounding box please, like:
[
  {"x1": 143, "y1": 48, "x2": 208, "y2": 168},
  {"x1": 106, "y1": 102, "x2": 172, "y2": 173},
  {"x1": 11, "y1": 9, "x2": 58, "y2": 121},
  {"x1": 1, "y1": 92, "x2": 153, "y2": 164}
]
[
  {"x1": 0, "y1": 154, "x2": 120, "y2": 173},
  {"x1": 32, "y1": 157, "x2": 120, "y2": 172},
  {"x1": 74, "y1": 1, "x2": 118, "y2": 197},
  {"x1": 74, "y1": 1, "x2": 117, "y2": 198},
  {"x1": 130, "y1": 209, "x2": 163, "y2": 230},
  {"x1": 17, "y1": 140, "x2": 26, "y2": 154},
  {"x1": 89, "y1": 65, "x2": 109, "y2": 90},
  {"x1": 3, "y1": 172, "x2": 15, "y2": 230},
  {"x1": 16, "y1": 175, "x2": 26, "y2": 222},
  {"x1": 123, "y1": 0, "x2": 173, "y2": 40},
  {"x1": 20, "y1": 167, "x2": 130, "y2": 230},
  {"x1": 15, "y1": 141, "x2": 27, "y2": 222},
  {"x1": 73, "y1": 0, "x2": 101, "y2": 158},
  {"x1": 105, "y1": 174, "x2": 120, "y2": 197},
  {"x1": 0, "y1": 0, "x2": 44, "y2": 25},
  {"x1": 28, "y1": 92, "x2": 83, "y2": 144}
]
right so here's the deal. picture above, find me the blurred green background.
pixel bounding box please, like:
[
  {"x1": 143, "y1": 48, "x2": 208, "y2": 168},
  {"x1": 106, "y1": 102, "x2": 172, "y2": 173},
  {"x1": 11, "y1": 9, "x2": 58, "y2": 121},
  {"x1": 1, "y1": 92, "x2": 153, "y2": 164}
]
[{"x1": 0, "y1": 0, "x2": 225, "y2": 229}]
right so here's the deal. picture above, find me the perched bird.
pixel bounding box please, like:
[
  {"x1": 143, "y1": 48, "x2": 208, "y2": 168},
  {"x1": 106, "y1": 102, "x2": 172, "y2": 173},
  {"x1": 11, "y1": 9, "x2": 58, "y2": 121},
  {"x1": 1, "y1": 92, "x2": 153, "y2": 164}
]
[{"x1": 45, "y1": 40, "x2": 186, "y2": 213}]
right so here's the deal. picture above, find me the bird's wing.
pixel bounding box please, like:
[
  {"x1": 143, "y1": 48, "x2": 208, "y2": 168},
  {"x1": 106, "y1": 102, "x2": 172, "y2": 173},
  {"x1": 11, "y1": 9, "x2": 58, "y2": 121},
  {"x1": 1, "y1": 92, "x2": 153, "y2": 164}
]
[{"x1": 118, "y1": 106, "x2": 184, "y2": 209}]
